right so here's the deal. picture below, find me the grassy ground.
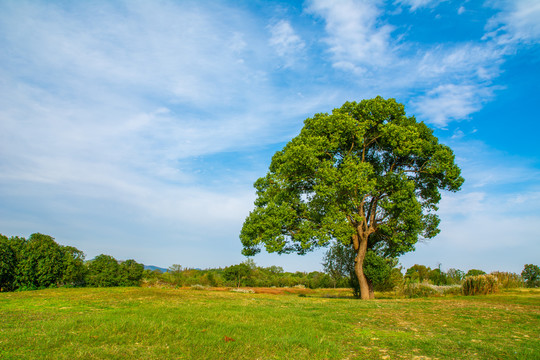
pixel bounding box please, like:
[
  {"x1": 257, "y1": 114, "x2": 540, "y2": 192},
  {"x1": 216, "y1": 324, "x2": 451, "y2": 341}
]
[{"x1": 0, "y1": 287, "x2": 538, "y2": 359}]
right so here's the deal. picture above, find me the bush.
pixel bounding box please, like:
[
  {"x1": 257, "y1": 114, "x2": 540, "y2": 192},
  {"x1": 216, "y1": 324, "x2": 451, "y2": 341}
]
[
  {"x1": 462, "y1": 275, "x2": 498, "y2": 295},
  {"x1": 402, "y1": 283, "x2": 438, "y2": 298}
]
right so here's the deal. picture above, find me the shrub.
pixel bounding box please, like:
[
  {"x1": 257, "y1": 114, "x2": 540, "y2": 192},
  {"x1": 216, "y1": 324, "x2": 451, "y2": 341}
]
[
  {"x1": 402, "y1": 283, "x2": 438, "y2": 298},
  {"x1": 462, "y1": 275, "x2": 498, "y2": 295},
  {"x1": 439, "y1": 285, "x2": 462, "y2": 296}
]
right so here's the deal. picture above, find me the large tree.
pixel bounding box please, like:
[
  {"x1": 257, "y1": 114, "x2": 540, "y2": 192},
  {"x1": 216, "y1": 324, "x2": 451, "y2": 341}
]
[{"x1": 240, "y1": 97, "x2": 463, "y2": 299}]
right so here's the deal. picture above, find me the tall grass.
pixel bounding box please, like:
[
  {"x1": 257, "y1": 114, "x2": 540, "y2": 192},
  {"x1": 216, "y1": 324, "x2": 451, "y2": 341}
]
[
  {"x1": 462, "y1": 274, "x2": 499, "y2": 295},
  {"x1": 491, "y1": 271, "x2": 524, "y2": 288}
]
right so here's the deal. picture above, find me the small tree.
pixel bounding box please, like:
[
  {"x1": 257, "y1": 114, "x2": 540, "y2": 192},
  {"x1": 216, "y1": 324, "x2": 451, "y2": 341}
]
[
  {"x1": 223, "y1": 262, "x2": 252, "y2": 288},
  {"x1": 168, "y1": 264, "x2": 184, "y2": 286},
  {"x1": 522, "y1": 264, "x2": 540, "y2": 288},
  {"x1": 119, "y1": 259, "x2": 144, "y2": 286},
  {"x1": 86, "y1": 254, "x2": 121, "y2": 287},
  {"x1": 446, "y1": 268, "x2": 465, "y2": 284},
  {"x1": 241, "y1": 97, "x2": 463, "y2": 299},
  {"x1": 61, "y1": 245, "x2": 87, "y2": 287},
  {"x1": 405, "y1": 264, "x2": 431, "y2": 283},
  {"x1": 428, "y1": 265, "x2": 449, "y2": 285},
  {"x1": 322, "y1": 241, "x2": 355, "y2": 289}
]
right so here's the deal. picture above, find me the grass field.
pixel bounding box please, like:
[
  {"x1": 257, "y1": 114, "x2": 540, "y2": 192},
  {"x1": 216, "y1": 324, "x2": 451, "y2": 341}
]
[{"x1": 1, "y1": 287, "x2": 538, "y2": 359}]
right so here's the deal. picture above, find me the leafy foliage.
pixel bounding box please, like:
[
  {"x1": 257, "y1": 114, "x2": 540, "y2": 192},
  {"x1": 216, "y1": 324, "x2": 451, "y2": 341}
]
[
  {"x1": 465, "y1": 269, "x2": 486, "y2": 277},
  {"x1": 120, "y1": 259, "x2": 145, "y2": 286},
  {"x1": 446, "y1": 268, "x2": 465, "y2": 284},
  {"x1": 0, "y1": 234, "x2": 17, "y2": 292},
  {"x1": 61, "y1": 246, "x2": 87, "y2": 287},
  {"x1": 522, "y1": 264, "x2": 540, "y2": 288},
  {"x1": 0, "y1": 232, "x2": 145, "y2": 291},
  {"x1": 16, "y1": 233, "x2": 66, "y2": 290},
  {"x1": 87, "y1": 254, "x2": 144, "y2": 287},
  {"x1": 223, "y1": 262, "x2": 253, "y2": 288},
  {"x1": 405, "y1": 264, "x2": 431, "y2": 283},
  {"x1": 323, "y1": 241, "x2": 400, "y2": 296}
]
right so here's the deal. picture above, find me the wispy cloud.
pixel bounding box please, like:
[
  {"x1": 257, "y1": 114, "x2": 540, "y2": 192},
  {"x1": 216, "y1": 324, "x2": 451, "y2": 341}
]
[
  {"x1": 307, "y1": 0, "x2": 394, "y2": 73},
  {"x1": 485, "y1": 0, "x2": 540, "y2": 44},
  {"x1": 304, "y1": 0, "x2": 511, "y2": 127},
  {"x1": 396, "y1": 0, "x2": 447, "y2": 12},
  {"x1": 269, "y1": 20, "x2": 305, "y2": 67},
  {"x1": 410, "y1": 84, "x2": 497, "y2": 126}
]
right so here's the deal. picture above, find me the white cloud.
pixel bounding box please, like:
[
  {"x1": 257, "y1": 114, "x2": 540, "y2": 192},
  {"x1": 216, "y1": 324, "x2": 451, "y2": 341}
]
[
  {"x1": 410, "y1": 84, "x2": 496, "y2": 126},
  {"x1": 396, "y1": 0, "x2": 447, "y2": 12},
  {"x1": 485, "y1": 0, "x2": 540, "y2": 44},
  {"x1": 307, "y1": 0, "x2": 394, "y2": 72},
  {"x1": 269, "y1": 20, "x2": 305, "y2": 65}
]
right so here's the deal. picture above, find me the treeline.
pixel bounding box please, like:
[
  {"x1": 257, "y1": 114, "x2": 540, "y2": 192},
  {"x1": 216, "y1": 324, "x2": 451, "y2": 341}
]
[
  {"x1": 2, "y1": 232, "x2": 539, "y2": 293},
  {"x1": 145, "y1": 261, "x2": 539, "y2": 293},
  {"x1": 144, "y1": 260, "x2": 336, "y2": 289},
  {"x1": 0, "y1": 233, "x2": 144, "y2": 292}
]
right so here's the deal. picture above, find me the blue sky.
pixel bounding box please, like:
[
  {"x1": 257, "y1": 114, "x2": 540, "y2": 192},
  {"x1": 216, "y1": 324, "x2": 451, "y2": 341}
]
[{"x1": 1, "y1": 0, "x2": 539, "y2": 273}]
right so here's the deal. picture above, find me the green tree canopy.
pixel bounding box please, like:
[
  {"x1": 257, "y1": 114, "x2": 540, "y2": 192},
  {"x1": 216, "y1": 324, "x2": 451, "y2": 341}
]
[
  {"x1": 522, "y1": 264, "x2": 540, "y2": 288},
  {"x1": 17, "y1": 233, "x2": 65, "y2": 290},
  {"x1": 223, "y1": 262, "x2": 252, "y2": 288},
  {"x1": 240, "y1": 97, "x2": 463, "y2": 299},
  {"x1": 465, "y1": 269, "x2": 486, "y2": 277},
  {"x1": 0, "y1": 234, "x2": 17, "y2": 292},
  {"x1": 119, "y1": 259, "x2": 144, "y2": 286},
  {"x1": 61, "y1": 245, "x2": 87, "y2": 287},
  {"x1": 87, "y1": 254, "x2": 121, "y2": 287}
]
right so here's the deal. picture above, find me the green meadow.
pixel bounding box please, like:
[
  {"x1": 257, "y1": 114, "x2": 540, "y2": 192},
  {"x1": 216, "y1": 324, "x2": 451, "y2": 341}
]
[{"x1": 1, "y1": 287, "x2": 538, "y2": 359}]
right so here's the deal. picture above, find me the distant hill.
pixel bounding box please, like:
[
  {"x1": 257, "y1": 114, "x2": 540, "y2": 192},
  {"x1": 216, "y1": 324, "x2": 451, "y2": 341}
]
[{"x1": 144, "y1": 265, "x2": 168, "y2": 273}]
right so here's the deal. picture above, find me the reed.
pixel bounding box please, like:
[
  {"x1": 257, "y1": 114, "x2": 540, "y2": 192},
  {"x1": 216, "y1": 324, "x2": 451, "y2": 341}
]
[{"x1": 462, "y1": 274, "x2": 498, "y2": 295}]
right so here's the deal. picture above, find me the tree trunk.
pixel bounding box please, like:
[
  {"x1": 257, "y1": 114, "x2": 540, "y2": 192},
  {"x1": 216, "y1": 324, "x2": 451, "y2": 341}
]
[{"x1": 354, "y1": 233, "x2": 374, "y2": 300}]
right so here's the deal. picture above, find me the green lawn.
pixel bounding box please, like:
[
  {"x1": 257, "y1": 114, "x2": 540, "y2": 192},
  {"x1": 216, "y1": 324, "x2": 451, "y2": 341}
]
[{"x1": 0, "y1": 287, "x2": 538, "y2": 359}]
